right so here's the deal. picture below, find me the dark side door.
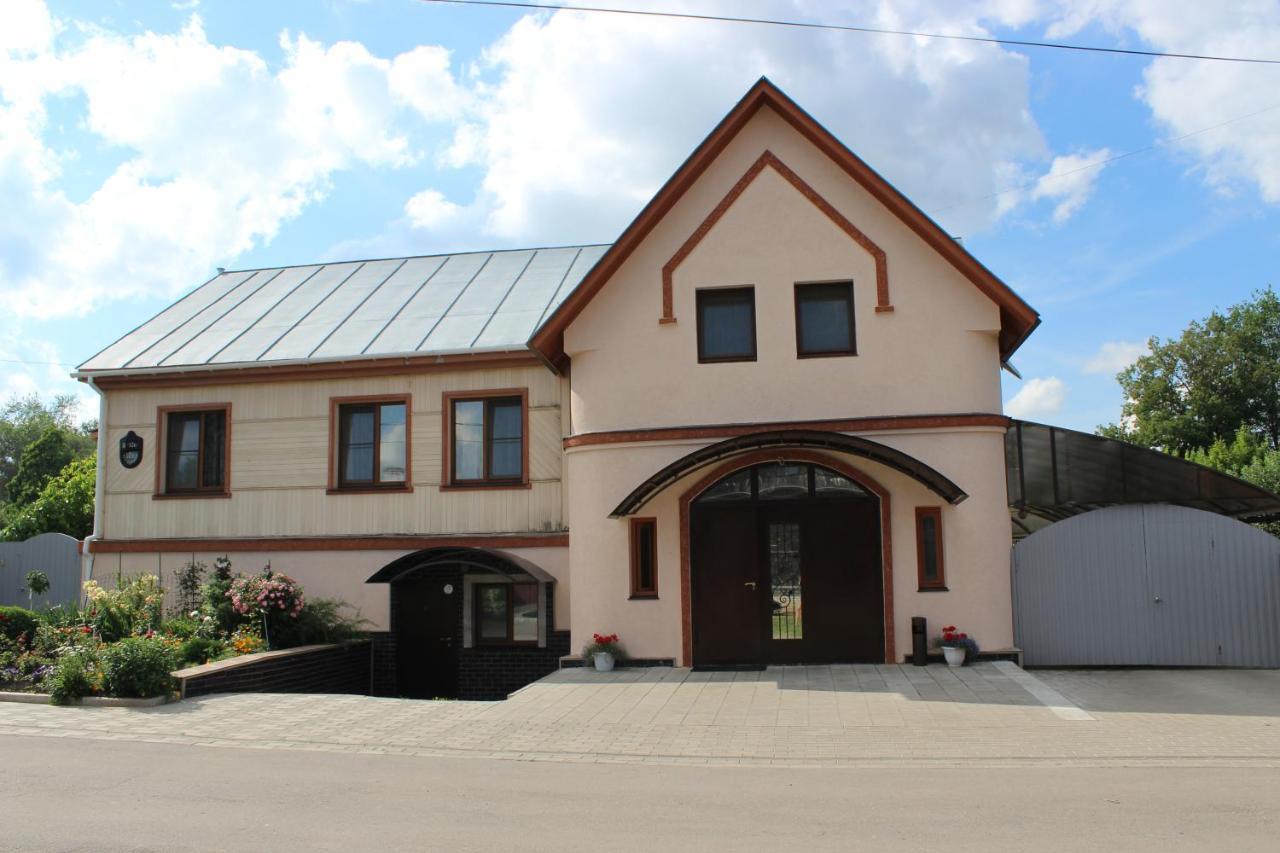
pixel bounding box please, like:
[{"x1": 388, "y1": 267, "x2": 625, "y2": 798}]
[{"x1": 394, "y1": 576, "x2": 460, "y2": 699}]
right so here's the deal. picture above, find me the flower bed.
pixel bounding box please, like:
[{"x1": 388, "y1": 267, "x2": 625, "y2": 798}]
[{"x1": 0, "y1": 559, "x2": 365, "y2": 705}]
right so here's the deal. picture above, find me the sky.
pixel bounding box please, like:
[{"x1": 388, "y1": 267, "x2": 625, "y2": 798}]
[{"x1": 3, "y1": 0, "x2": 1280, "y2": 431}]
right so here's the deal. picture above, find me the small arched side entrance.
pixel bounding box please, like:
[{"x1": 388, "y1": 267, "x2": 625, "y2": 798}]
[
  {"x1": 681, "y1": 452, "x2": 891, "y2": 667},
  {"x1": 366, "y1": 547, "x2": 559, "y2": 700}
]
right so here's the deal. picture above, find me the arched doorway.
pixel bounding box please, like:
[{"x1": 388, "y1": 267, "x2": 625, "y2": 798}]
[
  {"x1": 366, "y1": 547, "x2": 558, "y2": 699},
  {"x1": 688, "y1": 460, "x2": 885, "y2": 666}
]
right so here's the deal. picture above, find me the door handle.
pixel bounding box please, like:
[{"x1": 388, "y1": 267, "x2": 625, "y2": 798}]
[
  {"x1": 1153, "y1": 595, "x2": 1162, "y2": 604},
  {"x1": 744, "y1": 582, "x2": 757, "y2": 590}
]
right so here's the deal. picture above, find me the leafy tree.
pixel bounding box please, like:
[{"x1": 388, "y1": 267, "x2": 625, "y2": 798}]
[
  {"x1": 1185, "y1": 426, "x2": 1266, "y2": 473},
  {"x1": 1, "y1": 456, "x2": 95, "y2": 541},
  {"x1": 24, "y1": 570, "x2": 50, "y2": 608},
  {"x1": 1100, "y1": 289, "x2": 1280, "y2": 454},
  {"x1": 8, "y1": 427, "x2": 74, "y2": 506},
  {"x1": 0, "y1": 394, "x2": 94, "y2": 504}
]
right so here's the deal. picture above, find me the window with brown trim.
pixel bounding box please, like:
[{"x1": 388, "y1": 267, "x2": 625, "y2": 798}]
[
  {"x1": 916, "y1": 507, "x2": 946, "y2": 590},
  {"x1": 161, "y1": 407, "x2": 229, "y2": 496},
  {"x1": 629, "y1": 518, "x2": 658, "y2": 599},
  {"x1": 696, "y1": 287, "x2": 756, "y2": 363},
  {"x1": 795, "y1": 281, "x2": 856, "y2": 357},
  {"x1": 447, "y1": 393, "x2": 526, "y2": 486},
  {"x1": 474, "y1": 582, "x2": 538, "y2": 644},
  {"x1": 332, "y1": 398, "x2": 410, "y2": 491}
]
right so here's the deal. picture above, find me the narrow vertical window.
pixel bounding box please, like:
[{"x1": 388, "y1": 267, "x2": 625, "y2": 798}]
[
  {"x1": 446, "y1": 392, "x2": 527, "y2": 487},
  {"x1": 629, "y1": 518, "x2": 658, "y2": 599},
  {"x1": 916, "y1": 507, "x2": 946, "y2": 590},
  {"x1": 794, "y1": 281, "x2": 856, "y2": 357},
  {"x1": 333, "y1": 398, "x2": 410, "y2": 490},
  {"x1": 161, "y1": 406, "x2": 229, "y2": 495},
  {"x1": 696, "y1": 287, "x2": 756, "y2": 362}
]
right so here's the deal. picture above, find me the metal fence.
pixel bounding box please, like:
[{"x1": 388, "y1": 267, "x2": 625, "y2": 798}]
[
  {"x1": 0, "y1": 532, "x2": 82, "y2": 609},
  {"x1": 1013, "y1": 504, "x2": 1280, "y2": 667}
]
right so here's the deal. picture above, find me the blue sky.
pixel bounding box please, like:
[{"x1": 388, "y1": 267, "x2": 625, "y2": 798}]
[{"x1": 3, "y1": 0, "x2": 1280, "y2": 432}]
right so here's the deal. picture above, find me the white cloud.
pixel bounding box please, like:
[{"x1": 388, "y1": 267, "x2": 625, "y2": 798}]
[
  {"x1": 1006, "y1": 376, "x2": 1067, "y2": 418},
  {"x1": 1046, "y1": 1, "x2": 1280, "y2": 202},
  {"x1": 1083, "y1": 340, "x2": 1147, "y2": 374},
  {"x1": 1029, "y1": 149, "x2": 1113, "y2": 223},
  {"x1": 404, "y1": 189, "x2": 464, "y2": 230},
  {"x1": 0, "y1": 9, "x2": 467, "y2": 320},
  {"x1": 448, "y1": 0, "x2": 1056, "y2": 242}
]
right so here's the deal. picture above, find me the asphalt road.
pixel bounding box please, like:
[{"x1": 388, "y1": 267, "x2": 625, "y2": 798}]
[{"x1": 3, "y1": 735, "x2": 1277, "y2": 852}]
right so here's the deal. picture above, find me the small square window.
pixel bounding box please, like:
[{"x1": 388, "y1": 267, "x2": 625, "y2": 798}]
[
  {"x1": 474, "y1": 582, "x2": 539, "y2": 644},
  {"x1": 795, "y1": 281, "x2": 856, "y2": 358},
  {"x1": 696, "y1": 287, "x2": 756, "y2": 363},
  {"x1": 448, "y1": 394, "x2": 526, "y2": 486}
]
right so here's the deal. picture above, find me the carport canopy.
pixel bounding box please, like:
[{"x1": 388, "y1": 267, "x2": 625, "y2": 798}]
[
  {"x1": 1007, "y1": 420, "x2": 1280, "y2": 537},
  {"x1": 365, "y1": 546, "x2": 555, "y2": 585}
]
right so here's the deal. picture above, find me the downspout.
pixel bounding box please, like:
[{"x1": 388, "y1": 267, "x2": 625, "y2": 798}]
[{"x1": 81, "y1": 376, "x2": 107, "y2": 590}]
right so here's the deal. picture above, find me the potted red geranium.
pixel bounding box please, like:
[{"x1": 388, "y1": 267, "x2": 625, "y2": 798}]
[
  {"x1": 584, "y1": 632, "x2": 622, "y2": 672},
  {"x1": 938, "y1": 625, "x2": 978, "y2": 668}
]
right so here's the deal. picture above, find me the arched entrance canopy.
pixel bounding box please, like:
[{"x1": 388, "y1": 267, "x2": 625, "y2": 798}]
[
  {"x1": 365, "y1": 546, "x2": 555, "y2": 585},
  {"x1": 610, "y1": 429, "x2": 967, "y2": 517}
]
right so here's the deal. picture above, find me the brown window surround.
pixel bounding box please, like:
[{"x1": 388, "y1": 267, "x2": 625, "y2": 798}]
[
  {"x1": 473, "y1": 582, "x2": 539, "y2": 645},
  {"x1": 915, "y1": 506, "x2": 947, "y2": 591},
  {"x1": 441, "y1": 388, "x2": 530, "y2": 490},
  {"x1": 629, "y1": 517, "x2": 658, "y2": 599},
  {"x1": 154, "y1": 403, "x2": 232, "y2": 500},
  {"x1": 795, "y1": 280, "x2": 857, "y2": 358},
  {"x1": 327, "y1": 395, "x2": 412, "y2": 495},
  {"x1": 696, "y1": 286, "x2": 757, "y2": 363}
]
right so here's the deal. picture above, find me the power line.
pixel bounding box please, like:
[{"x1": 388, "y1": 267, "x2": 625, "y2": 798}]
[
  {"x1": 422, "y1": 0, "x2": 1280, "y2": 65},
  {"x1": 0, "y1": 357, "x2": 76, "y2": 369}
]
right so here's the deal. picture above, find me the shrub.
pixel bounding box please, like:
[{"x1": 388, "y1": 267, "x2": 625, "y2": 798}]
[
  {"x1": 160, "y1": 616, "x2": 200, "y2": 640},
  {"x1": 0, "y1": 606, "x2": 38, "y2": 644},
  {"x1": 267, "y1": 598, "x2": 367, "y2": 649},
  {"x1": 227, "y1": 568, "x2": 304, "y2": 648},
  {"x1": 49, "y1": 651, "x2": 97, "y2": 705},
  {"x1": 84, "y1": 575, "x2": 164, "y2": 642},
  {"x1": 178, "y1": 636, "x2": 222, "y2": 666},
  {"x1": 174, "y1": 559, "x2": 206, "y2": 615},
  {"x1": 99, "y1": 637, "x2": 179, "y2": 699},
  {"x1": 201, "y1": 557, "x2": 242, "y2": 635}
]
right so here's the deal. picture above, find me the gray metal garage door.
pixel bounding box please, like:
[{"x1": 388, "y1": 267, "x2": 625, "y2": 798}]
[{"x1": 1012, "y1": 504, "x2": 1280, "y2": 667}]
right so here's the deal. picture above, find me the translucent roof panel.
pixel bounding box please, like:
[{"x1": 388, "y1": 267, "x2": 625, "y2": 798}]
[
  {"x1": 211, "y1": 263, "x2": 363, "y2": 364},
  {"x1": 78, "y1": 270, "x2": 254, "y2": 371},
  {"x1": 76, "y1": 244, "x2": 611, "y2": 374}
]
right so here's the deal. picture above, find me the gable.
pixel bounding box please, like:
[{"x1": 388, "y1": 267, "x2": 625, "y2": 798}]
[{"x1": 531, "y1": 78, "x2": 1039, "y2": 369}]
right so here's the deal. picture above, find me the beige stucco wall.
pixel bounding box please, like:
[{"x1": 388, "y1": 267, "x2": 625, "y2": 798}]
[
  {"x1": 560, "y1": 103, "x2": 1014, "y2": 662},
  {"x1": 564, "y1": 105, "x2": 1003, "y2": 433},
  {"x1": 92, "y1": 545, "x2": 570, "y2": 633},
  {"x1": 565, "y1": 428, "x2": 1012, "y2": 664},
  {"x1": 99, "y1": 365, "x2": 565, "y2": 540}
]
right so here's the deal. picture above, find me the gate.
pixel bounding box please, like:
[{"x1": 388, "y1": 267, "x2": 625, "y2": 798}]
[
  {"x1": 1012, "y1": 504, "x2": 1280, "y2": 667},
  {"x1": 0, "y1": 532, "x2": 82, "y2": 609}
]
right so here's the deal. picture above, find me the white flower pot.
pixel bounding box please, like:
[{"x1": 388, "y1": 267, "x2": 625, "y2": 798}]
[
  {"x1": 942, "y1": 646, "x2": 966, "y2": 668},
  {"x1": 593, "y1": 652, "x2": 615, "y2": 672}
]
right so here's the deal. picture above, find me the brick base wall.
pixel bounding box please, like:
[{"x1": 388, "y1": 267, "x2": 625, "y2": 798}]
[
  {"x1": 179, "y1": 642, "x2": 371, "y2": 699},
  {"x1": 458, "y1": 630, "x2": 571, "y2": 700}
]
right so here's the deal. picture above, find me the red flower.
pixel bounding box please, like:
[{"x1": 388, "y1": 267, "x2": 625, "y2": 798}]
[
  {"x1": 81, "y1": 625, "x2": 92, "y2": 634},
  {"x1": 960, "y1": 633, "x2": 968, "y2": 639}
]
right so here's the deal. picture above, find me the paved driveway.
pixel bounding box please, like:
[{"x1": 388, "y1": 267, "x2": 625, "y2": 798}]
[{"x1": 2, "y1": 663, "x2": 1278, "y2": 767}]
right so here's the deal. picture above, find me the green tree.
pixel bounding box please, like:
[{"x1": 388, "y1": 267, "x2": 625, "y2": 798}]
[
  {"x1": 1100, "y1": 289, "x2": 1280, "y2": 454},
  {"x1": 1, "y1": 456, "x2": 96, "y2": 541},
  {"x1": 8, "y1": 427, "x2": 74, "y2": 506},
  {"x1": 0, "y1": 394, "x2": 94, "y2": 504}
]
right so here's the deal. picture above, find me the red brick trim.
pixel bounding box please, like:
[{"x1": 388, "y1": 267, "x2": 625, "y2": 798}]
[
  {"x1": 678, "y1": 449, "x2": 894, "y2": 667},
  {"x1": 88, "y1": 533, "x2": 569, "y2": 554},
  {"x1": 662, "y1": 150, "x2": 890, "y2": 323},
  {"x1": 564, "y1": 413, "x2": 1009, "y2": 449}
]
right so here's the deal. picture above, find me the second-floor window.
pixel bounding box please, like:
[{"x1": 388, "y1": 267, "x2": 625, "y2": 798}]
[
  {"x1": 335, "y1": 398, "x2": 409, "y2": 489},
  {"x1": 163, "y1": 407, "x2": 229, "y2": 495},
  {"x1": 696, "y1": 286, "x2": 756, "y2": 363},
  {"x1": 795, "y1": 281, "x2": 856, "y2": 357},
  {"x1": 448, "y1": 393, "x2": 526, "y2": 486}
]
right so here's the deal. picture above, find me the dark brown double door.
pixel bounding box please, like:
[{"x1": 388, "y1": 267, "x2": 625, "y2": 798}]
[{"x1": 690, "y1": 466, "x2": 884, "y2": 666}]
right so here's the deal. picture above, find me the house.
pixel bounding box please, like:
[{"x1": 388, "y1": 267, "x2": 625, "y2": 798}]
[{"x1": 76, "y1": 78, "x2": 1044, "y2": 699}]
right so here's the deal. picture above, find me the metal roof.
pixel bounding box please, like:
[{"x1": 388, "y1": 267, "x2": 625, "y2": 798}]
[
  {"x1": 1007, "y1": 420, "x2": 1280, "y2": 539},
  {"x1": 76, "y1": 245, "x2": 611, "y2": 375}
]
